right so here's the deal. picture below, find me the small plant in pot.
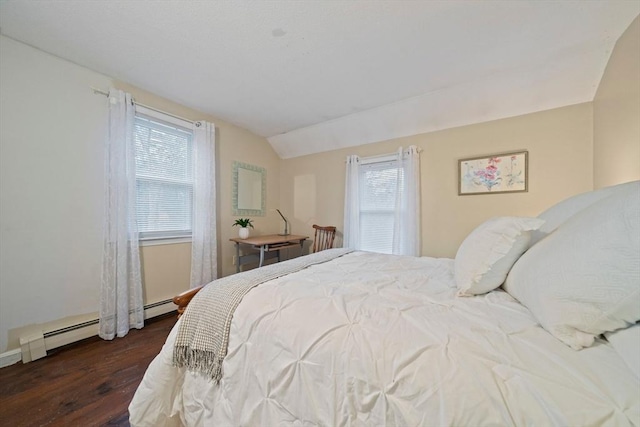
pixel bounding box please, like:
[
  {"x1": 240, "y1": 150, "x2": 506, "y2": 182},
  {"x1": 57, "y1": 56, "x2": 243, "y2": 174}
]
[{"x1": 233, "y1": 218, "x2": 254, "y2": 239}]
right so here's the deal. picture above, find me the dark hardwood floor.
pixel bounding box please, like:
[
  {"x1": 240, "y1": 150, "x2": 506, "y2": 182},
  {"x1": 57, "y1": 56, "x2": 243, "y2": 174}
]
[{"x1": 0, "y1": 313, "x2": 177, "y2": 427}]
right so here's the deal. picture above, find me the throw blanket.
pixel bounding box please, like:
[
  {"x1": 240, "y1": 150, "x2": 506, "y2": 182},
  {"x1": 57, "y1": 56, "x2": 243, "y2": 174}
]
[{"x1": 173, "y1": 248, "x2": 353, "y2": 382}]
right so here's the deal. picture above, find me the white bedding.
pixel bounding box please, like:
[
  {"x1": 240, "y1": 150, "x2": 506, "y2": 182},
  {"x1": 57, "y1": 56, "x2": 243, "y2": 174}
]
[{"x1": 129, "y1": 251, "x2": 640, "y2": 426}]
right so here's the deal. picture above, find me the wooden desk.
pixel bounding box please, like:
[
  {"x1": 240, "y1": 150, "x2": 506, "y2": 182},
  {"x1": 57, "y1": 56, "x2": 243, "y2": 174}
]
[{"x1": 230, "y1": 234, "x2": 308, "y2": 273}]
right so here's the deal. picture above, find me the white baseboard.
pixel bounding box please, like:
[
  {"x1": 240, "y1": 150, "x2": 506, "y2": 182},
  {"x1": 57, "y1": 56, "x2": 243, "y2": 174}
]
[
  {"x1": 43, "y1": 302, "x2": 175, "y2": 351},
  {"x1": 43, "y1": 323, "x2": 100, "y2": 352},
  {"x1": 8, "y1": 300, "x2": 177, "y2": 366},
  {"x1": 0, "y1": 349, "x2": 22, "y2": 368},
  {"x1": 144, "y1": 300, "x2": 176, "y2": 320}
]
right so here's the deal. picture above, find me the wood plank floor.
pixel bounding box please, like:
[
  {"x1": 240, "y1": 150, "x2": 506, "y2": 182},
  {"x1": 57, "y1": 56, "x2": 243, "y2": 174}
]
[{"x1": 0, "y1": 313, "x2": 177, "y2": 427}]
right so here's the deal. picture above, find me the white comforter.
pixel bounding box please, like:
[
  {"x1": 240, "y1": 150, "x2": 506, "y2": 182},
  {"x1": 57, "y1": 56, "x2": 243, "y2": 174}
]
[{"x1": 129, "y1": 251, "x2": 639, "y2": 426}]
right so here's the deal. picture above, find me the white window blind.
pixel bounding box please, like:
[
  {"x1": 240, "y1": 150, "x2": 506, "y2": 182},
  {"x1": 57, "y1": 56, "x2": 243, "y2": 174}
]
[
  {"x1": 134, "y1": 112, "x2": 193, "y2": 239},
  {"x1": 359, "y1": 159, "x2": 404, "y2": 254}
]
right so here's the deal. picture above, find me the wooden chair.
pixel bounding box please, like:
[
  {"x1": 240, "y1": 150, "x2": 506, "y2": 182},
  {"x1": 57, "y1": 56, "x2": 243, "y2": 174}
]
[{"x1": 312, "y1": 225, "x2": 336, "y2": 252}]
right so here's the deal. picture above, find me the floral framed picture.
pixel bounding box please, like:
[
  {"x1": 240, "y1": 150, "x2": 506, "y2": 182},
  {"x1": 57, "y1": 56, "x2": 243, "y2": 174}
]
[{"x1": 458, "y1": 151, "x2": 528, "y2": 195}]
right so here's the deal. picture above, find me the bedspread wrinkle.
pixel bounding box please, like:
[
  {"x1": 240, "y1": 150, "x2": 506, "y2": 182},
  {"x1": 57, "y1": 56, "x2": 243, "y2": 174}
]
[{"x1": 173, "y1": 248, "x2": 353, "y2": 382}]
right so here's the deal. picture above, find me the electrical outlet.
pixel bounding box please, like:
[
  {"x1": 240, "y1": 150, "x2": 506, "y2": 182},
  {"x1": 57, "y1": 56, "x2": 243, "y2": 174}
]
[{"x1": 232, "y1": 255, "x2": 237, "y2": 265}]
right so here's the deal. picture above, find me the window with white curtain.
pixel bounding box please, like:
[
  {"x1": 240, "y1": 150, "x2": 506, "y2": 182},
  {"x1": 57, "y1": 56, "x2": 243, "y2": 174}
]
[
  {"x1": 359, "y1": 158, "x2": 404, "y2": 254},
  {"x1": 343, "y1": 146, "x2": 420, "y2": 256},
  {"x1": 133, "y1": 107, "x2": 194, "y2": 239}
]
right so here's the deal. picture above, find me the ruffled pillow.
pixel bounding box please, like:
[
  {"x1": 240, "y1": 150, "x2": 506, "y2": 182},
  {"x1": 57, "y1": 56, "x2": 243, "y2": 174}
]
[{"x1": 455, "y1": 217, "x2": 544, "y2": 296}]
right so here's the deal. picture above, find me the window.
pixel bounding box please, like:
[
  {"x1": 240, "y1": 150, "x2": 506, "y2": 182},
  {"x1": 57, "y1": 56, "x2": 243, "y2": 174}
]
[
  {"x1": 359, "y1": 158, "x2": 404, "y2": 254},
  {"x1": 344, "y1": 146, "x2": 420, "y2": 256},
  {"x1": 133, "y1": 107, "x2": 194, "y2": 240}
]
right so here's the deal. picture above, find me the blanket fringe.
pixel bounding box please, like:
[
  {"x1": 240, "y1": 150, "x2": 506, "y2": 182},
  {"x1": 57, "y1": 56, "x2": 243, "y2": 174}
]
[{"x1": 173, "y1": 345, "x2": 224, "y2": 383}]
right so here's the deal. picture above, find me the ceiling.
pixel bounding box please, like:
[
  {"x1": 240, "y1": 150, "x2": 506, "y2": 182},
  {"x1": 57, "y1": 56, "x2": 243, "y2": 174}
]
[{"x1": 1, "y1": 1, "x2": 638, "y2": 159}]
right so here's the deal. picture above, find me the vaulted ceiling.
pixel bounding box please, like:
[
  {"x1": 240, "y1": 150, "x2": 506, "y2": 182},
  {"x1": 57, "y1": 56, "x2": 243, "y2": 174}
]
[{"x1": 1, "y1": 1, "x2": 638, "y2": 158}]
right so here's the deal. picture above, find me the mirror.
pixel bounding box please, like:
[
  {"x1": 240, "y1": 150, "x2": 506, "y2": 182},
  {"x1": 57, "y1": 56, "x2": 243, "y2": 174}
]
[{"x1": 232, "y1": 161, "x2": 266, "y2": 216}]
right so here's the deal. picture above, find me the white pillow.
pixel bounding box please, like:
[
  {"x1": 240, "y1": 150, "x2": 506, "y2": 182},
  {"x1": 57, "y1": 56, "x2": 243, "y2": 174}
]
[
  {"x1": 504, "y1": 181, "x2": 640, "y2": 349},
  {"x1": 605, "y1": 323, "x2": 640, "y2": 379},
  {"x1": 455, "y1": 217, "x2": 545, "y2": 296},
  {"x1": 529, "y1": 180, "x2": 638, "y2": 247}
]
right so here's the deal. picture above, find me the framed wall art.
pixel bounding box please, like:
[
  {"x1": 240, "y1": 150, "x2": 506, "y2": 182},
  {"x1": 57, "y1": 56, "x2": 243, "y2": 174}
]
[{"x1": 458, "y1": 151, "x2": 528, "y2": 195}]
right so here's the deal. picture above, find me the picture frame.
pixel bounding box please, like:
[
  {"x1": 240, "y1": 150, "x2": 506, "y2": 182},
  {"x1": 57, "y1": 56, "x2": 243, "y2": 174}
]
[{"x1": 458, "y1": 151, "x2": 528, "y2": 195}]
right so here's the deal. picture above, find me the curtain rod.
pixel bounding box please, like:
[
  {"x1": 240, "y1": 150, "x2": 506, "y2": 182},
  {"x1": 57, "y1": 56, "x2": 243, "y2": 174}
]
[
  {"x1": 349, "y1": 147, "x2": 423, "y2": 164},
  {"x1": 91, "y1": 87, "x2": 194, "y2": 124}
]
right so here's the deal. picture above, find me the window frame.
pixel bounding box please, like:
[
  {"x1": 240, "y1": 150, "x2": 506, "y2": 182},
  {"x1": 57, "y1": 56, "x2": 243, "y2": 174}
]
[
  {"x1": 357, "y1": 155, "x2": 403, "y2": 254},
  {"x1": 134, "y1": 106, "x2": 194, "y2": 244}
]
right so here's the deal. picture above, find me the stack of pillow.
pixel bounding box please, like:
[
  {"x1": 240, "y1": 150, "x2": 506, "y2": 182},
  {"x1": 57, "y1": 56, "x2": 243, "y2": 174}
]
[{"x1": 453, "y1": 180, "x2": 639, "y2": 375}]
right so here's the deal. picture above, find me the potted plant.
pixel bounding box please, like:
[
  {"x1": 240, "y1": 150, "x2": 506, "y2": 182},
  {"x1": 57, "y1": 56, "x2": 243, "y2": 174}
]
[{"x1": 233, "y1": 218, "x2": 254, "y2": 239}]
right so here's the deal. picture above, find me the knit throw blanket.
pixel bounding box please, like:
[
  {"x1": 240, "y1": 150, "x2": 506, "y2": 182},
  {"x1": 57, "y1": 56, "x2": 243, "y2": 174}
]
[{"x1": 173, "y1": 248, "x2": 353, "y2": 382}]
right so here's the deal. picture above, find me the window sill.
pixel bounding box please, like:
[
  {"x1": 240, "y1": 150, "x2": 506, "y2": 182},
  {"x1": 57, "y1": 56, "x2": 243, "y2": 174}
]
[{"x1": 139, "y1": 236, "x2": 192, "y2": 247}]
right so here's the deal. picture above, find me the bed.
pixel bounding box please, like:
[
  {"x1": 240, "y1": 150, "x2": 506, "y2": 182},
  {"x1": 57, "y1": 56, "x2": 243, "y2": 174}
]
[{"x1": 129, "y1": 181, "x2": 640, "y2": 426}]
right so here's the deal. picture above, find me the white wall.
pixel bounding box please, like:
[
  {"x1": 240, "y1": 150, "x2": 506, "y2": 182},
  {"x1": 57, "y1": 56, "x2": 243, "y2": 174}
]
[
  {"x1": 0, "y1": 36, "x2": 112, "y2": 352},
  {"x1": 0, "y1": 36, "x2": 282, "y2": 355}
]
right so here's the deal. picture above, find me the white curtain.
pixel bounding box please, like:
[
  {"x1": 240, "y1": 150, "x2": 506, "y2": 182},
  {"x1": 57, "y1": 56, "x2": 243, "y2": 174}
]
[
  {"x1": 190, "y1": 121, "x2": 217, "y2": 288},
  {"x1": 343, "y1": 155, "x2": 360, "y2": 249},
  {"x1": 343, "y1": 146, "x2": 421, "y2": 256},
  {"x1": 99, "y1": 88, "x2": 144, "y2": 340},
  {"x1": 393, "y1": 146, "x2": 421, "y2": 256}
]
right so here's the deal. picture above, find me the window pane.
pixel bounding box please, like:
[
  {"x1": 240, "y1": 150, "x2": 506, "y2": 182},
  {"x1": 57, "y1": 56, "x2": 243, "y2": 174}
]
[
  {"x1": 134, "y1": 118, "x2": 193, "y2": 183},
  {"x1": 359, "y1": 211, "x2": 394, "y2": 254},
  {"x1": 358, "y1": 161, "x2": 403, "y2": 254},
  {"x1": 360, "y1": 168, "x2": 399, "y2": 209},
  {"x1": 136, "y1": 180, "x2": 193, "y2": 234},
  {"x1": 134, "y1": 114, "x2": 194, "y2": 238}
]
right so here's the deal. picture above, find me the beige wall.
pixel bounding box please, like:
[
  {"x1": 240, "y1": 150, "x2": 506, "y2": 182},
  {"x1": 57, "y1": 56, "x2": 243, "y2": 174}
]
[
  {"x1": 594, "y1": 16, "x2": 640, "y2": 188},
  {"x1": 281, "y1": 103, "x2": 594, "y2": 258}
]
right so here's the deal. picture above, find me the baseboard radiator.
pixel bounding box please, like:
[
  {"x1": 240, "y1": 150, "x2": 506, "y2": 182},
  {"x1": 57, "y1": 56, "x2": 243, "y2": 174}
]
[{"x1": 15, "y1": 299, "x2": 175, "y2": 364}]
